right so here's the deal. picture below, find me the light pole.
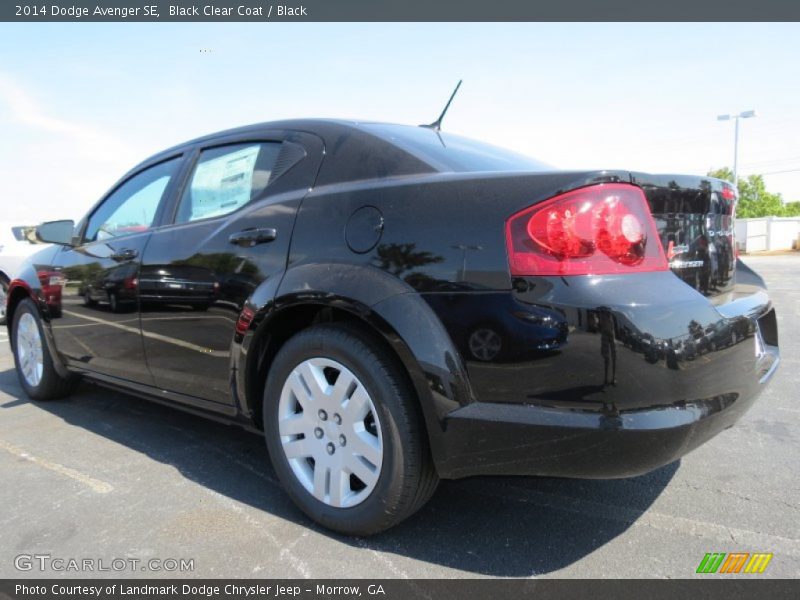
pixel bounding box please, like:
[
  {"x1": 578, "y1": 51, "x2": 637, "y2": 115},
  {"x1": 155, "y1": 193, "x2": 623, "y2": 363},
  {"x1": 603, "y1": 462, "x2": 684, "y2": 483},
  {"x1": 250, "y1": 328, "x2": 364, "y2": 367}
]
[
  {"x1": 452, "y1": 244, "x2": 483, "y2": 281},
  {"x1": 717, "y1": 110, "x2": 757, "y2": 188}
]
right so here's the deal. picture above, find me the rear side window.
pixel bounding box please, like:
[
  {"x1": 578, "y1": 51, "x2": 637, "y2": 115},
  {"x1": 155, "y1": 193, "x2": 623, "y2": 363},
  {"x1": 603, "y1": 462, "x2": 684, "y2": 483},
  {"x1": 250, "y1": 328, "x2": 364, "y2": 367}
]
[
  {"x1": 175, "y1": 142, "x2": 282, "y2": 224},
  {"x1": 85, "y1": 157, "x2": 180, "y2": 243}
]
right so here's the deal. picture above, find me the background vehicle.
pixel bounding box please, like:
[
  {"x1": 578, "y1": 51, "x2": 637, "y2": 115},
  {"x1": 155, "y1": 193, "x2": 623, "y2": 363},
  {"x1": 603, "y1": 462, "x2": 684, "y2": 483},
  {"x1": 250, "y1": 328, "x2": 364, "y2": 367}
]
[
  {"x1": 0, "y1": 224, "x2": 44, "y2": 325},
  {"x1": 5, "y1": 120, "x2": 779, "y2": 535},
  {"x1": 138, "y1": 264, "x2": 220, "y2": 311},
  {"x1": 79, "y1": 261, "x2": 138, "y2": 312}
]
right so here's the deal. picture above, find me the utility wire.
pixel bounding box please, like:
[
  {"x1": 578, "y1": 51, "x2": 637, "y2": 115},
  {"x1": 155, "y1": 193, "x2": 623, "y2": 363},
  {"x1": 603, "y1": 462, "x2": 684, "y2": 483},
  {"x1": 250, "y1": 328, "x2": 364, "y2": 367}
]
[{"x1": 758, "y1": 168, "x2": 800, "y2": 175}]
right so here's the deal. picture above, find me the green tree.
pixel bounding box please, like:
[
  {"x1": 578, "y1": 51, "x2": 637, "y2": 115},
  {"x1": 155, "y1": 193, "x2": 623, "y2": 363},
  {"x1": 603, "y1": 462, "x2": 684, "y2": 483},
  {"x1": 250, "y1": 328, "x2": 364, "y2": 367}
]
[
  {"x1": 708, "y1": 168, "x2": 789, "y2": 217},
  {"x1": 784, "y1": 201, "x2": 800, "y2": 217},
  {"x1": 374, "y1": 243, "x2": 443, "y2": 277},
  {"x1": 708, "y1": 167, "x2": 734, "y2": 183},
  {"x1": 738, "y1": 175, "x2": 786, "y2": 217}
]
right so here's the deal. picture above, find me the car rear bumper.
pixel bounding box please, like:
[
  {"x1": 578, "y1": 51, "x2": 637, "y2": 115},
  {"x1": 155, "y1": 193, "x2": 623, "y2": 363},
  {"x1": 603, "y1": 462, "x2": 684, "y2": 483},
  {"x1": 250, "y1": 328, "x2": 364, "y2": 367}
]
[
  {"x1": 438, "y1": 349, "x2": 777, "y2": 479},
  {"x1": 429, "y1": 265, "x2": 779, "y2": 479}
]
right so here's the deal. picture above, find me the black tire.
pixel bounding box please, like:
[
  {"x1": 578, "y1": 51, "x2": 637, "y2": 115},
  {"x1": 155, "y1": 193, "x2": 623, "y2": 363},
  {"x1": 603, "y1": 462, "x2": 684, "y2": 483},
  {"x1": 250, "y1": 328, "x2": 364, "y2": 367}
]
[
  {"x1": 0, "y1": 275, "x2": 8, "y2": 326},
  {"x1": 83, "y1": 288, "x2": 97, "y2": 307},
  {"x1": 263, "y1": 323, "x2": 438, "y2": 535},
  {"x1": 108, "y1": 291, "x2": 119, "y2": 313},
  {"x1": 11, "y1": 298, "x2": 78, "y2": 401}
]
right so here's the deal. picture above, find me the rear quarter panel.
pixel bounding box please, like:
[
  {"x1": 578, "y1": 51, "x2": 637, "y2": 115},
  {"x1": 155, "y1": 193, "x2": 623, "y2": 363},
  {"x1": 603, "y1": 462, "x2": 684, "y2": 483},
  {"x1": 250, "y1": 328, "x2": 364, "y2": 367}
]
[{"x1": 274, "y1": 170, "x2": 635, "y2": 449}]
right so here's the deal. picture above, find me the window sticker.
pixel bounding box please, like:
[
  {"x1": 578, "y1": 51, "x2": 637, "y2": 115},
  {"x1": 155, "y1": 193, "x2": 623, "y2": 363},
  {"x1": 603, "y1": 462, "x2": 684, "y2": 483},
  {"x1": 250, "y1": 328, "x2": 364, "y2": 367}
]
[{"x1": 189, "y1": 145, "x2": 260, "y2": 221}]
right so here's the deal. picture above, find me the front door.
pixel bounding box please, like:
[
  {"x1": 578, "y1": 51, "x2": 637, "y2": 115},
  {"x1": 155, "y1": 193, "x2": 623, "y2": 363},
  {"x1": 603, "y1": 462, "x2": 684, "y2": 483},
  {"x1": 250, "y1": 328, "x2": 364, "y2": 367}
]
[{"x1": 50, "y1": 157, "x2": 183, "y2": 384}]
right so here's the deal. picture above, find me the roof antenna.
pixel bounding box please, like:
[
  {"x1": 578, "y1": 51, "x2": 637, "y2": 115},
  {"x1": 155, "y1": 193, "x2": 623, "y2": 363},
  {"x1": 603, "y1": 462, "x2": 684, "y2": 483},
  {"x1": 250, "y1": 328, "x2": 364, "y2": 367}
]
[{"x1": 420, "y1": 80, "x2": 462, "y2": 131}]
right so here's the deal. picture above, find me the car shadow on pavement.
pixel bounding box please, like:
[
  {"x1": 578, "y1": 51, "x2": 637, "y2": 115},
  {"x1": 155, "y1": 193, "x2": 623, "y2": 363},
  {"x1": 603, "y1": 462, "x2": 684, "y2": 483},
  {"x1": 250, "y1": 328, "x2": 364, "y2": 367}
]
[{"x1": 0, "y1": 368, "x2": 677, "y2": 577}]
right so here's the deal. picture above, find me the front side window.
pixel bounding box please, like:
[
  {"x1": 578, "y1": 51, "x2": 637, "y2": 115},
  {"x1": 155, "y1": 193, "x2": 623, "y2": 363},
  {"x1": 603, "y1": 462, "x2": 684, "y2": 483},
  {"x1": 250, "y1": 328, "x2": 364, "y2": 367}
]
[
  {"x1": 85, "y1": 158, "x2": 180, "y2": 243},
  {"x1": 175, "y1": 142, "x2": 282, "y2": 224}
]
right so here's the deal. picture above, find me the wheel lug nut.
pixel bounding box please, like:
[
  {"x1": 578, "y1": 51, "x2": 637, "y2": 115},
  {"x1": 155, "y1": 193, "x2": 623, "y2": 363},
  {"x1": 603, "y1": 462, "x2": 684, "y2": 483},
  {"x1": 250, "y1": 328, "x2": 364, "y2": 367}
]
[
  {"x1": 333, "y1": 413, "x2": 342, "y2": 425},
  {"x1": 326, "y1": 443, "x2": 335, "y2": 455},
  {"x1": 339, "y1": 434, "x2": 346, "y2": 446},
  {"x1": 318, "y1": 409, "x2": 328, "y2": 421},
  {"x1": 314, "y1": 427, "x2": 324, "y2": 439}
]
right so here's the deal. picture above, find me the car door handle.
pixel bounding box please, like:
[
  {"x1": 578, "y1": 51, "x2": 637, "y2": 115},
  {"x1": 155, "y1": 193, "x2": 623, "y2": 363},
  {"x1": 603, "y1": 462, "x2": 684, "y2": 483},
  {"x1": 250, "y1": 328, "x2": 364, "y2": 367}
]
[
  {"x1": 110, "y1": 248, "x2": 139, "y2": 261},
  {"x1": 228, "y1": 228, "x2": 277, "y2": 247}
]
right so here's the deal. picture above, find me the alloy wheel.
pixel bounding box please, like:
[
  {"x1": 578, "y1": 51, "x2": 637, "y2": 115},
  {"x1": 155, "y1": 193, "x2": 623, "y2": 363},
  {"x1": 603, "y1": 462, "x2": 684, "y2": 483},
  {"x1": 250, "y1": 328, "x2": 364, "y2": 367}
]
[
  {"x1": 469, "y1": 328, "x2": 502, "y2": 361},
  {"x1": 16, "y1": 312, "x2": 44, "y2": 387},
  {"x1": 277, "y1": 357, "x2": 383, "y2": 508}
]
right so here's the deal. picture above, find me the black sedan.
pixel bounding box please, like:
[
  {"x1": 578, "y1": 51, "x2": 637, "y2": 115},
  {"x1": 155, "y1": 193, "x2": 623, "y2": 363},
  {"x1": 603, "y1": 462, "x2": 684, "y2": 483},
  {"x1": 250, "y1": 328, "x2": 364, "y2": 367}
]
[{"x1": 5, "y1": 120, "x2": 779, "y2": 535}]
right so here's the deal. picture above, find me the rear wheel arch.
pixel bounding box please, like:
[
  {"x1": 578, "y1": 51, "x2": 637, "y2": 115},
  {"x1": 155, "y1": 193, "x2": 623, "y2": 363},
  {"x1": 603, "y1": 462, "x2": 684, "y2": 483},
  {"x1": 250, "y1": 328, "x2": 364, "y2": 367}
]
[
  {"x1": 243, "y1": 300, "x2": 436, "y2": 447},
  {"x1": 244, "y1": 301, "x2": 421, "y2": 418}
]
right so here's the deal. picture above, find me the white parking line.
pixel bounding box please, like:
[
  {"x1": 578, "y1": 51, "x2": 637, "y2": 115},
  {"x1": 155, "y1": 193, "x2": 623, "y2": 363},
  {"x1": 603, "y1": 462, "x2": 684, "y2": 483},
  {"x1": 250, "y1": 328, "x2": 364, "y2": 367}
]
[
  {"x1": 0, "y1": 438, "x2": 114, "y2": 494},
  {"x1": 140, "y1": 315, "x2": 236, "y2": 323},
  {"x1": 201, "y1": 487, "x2": 312, "y2": 578}
]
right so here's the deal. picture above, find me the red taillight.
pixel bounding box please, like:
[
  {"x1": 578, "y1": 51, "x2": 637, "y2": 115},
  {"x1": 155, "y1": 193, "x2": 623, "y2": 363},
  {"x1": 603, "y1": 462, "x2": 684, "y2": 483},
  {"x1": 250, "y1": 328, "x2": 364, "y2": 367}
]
[
  {"x1": 36, "y1": 270, "x2": 64, "y2": 289},
  {"x1": 235, "y1": 305, "x2": 255, "y2": 336},
  {"x1": 721, "y1": 185, "x2": 736, "y2": 201},
  {"x1": 506, "y1": 183, "x2": 668, "y2": 276}
]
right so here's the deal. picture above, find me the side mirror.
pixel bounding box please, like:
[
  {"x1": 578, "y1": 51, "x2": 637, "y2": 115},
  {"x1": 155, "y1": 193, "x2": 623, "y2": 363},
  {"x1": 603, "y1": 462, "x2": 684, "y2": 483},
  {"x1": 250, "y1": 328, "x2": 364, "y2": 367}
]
[{"x1": 36, "y1": 220, "x2": 76, "y2": 246}]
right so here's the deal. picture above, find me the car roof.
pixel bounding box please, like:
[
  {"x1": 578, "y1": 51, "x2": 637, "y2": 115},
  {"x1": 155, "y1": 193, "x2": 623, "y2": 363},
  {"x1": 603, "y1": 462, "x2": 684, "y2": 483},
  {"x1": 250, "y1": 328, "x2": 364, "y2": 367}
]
[{"x1": 132, "y1": 119, "x2": 550, "y2": 188}]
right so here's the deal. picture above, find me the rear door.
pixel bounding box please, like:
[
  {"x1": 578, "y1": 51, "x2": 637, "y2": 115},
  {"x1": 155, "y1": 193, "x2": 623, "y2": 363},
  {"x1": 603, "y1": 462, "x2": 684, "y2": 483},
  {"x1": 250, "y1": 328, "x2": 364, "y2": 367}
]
[
  {"x1": 139, "y1": 130, "x2": 322, "y2": 404},
  {"x1": 50, "y1": 156, "x2": 183, "y2": 383}
]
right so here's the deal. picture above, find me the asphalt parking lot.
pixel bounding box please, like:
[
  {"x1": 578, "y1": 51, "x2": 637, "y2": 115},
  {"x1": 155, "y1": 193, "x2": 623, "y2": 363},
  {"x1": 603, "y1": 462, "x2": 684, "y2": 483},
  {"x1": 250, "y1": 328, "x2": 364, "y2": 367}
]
[{"x1": 0, "y1": 255, "x2": 798, "y2": 579}]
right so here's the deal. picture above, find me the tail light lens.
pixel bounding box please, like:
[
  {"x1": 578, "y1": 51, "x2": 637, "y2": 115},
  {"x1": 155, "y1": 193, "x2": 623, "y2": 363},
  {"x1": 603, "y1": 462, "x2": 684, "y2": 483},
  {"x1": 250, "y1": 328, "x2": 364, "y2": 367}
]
[
  {"x1": 235, "y1": 305, "x2": 255, "y2": 336},
  {"x1": 506, "y1": 183, "x2": 668, "y2": 276},
  {"x1": 721, "y1": 184, "x2": 737, "y2": 201},
  {"x1": 36, "y1": 270, "x2": 64, "y2": 289}
]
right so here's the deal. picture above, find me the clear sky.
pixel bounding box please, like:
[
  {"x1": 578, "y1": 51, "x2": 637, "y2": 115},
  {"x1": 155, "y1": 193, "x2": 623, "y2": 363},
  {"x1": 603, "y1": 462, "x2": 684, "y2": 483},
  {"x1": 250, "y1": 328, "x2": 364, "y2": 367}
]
[{"x1": 1, "y1": 22, "x2": 799, "y2": 226}]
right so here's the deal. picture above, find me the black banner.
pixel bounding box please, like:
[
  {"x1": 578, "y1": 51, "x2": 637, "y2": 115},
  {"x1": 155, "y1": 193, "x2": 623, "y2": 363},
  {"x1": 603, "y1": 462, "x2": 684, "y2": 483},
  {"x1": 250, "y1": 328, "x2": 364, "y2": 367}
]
[
  {"x1": 1, "y1": 580, "x2": 799, "y2": 600},
  {"x1": 2, "y1": 0, "x2": 800, "y2": 22}
]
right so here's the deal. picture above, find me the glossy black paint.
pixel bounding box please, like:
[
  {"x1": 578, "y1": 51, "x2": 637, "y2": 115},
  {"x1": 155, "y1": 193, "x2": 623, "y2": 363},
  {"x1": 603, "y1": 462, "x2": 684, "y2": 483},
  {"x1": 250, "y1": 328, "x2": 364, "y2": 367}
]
[
  {"x1": 6, "y1": 119, "x2": 779, "y2": 481},
  {"x1": 51, "y1": 233, "x2": 154, "y2": 383},
  {"x1": 634, "y1": 171, "x2": 738, "y2": 297}
]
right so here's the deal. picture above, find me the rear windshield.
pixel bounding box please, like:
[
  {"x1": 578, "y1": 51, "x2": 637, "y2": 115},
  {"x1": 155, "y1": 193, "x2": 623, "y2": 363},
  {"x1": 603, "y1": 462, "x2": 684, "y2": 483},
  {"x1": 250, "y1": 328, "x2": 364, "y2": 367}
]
[{"x1": 362, "y1": 123, "x2": 550, "y2": 173}]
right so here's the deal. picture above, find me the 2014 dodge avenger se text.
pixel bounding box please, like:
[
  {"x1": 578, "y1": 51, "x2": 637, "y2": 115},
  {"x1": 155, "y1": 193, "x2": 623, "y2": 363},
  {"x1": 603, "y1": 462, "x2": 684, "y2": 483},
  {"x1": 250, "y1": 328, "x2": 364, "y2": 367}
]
[{"x1": 5, "y1": 118, "x2": 779, "y2": 535}]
